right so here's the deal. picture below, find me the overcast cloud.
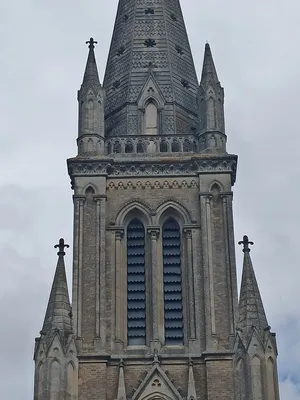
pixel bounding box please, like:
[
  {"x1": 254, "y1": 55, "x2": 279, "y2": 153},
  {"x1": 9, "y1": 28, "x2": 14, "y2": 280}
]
[{"x1": 0, "y1": 0, "x2": 299, "y2": 398}]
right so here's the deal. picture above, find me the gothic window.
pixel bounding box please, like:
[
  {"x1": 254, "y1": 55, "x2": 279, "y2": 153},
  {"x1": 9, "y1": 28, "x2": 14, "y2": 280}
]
[
  {"x1": 162, "y1": 219, "x2": 183, "y2": 344},
  {"x1": 145, "y1": 101, "x2": 158, "y2": 135},
  {"x1": 127, "y1": 219, "x2": 146, "y2": 345}
]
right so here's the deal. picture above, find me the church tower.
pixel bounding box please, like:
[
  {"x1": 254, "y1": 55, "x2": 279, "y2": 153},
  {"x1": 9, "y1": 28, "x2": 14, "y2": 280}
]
[{"x1": 33, "y1": 1, "x2": 280, "y2": 399}]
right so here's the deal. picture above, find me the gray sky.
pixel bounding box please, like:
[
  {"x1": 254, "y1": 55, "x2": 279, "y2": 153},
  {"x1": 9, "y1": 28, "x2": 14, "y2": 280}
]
[{"x1": 0, "y1": 0, "x2": 299, "y2": 398}]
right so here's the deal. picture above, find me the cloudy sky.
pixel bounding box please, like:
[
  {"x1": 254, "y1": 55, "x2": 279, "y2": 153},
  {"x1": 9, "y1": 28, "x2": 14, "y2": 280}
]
[{"x1": 0, "y1": 0, "x2": 299, "y2": 398}]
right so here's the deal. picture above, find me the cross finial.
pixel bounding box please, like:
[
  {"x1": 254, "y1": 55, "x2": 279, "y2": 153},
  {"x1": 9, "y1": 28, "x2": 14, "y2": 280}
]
[
  {"x1": 238, "y1": 235, "x2": 254, "y2": 253},
  {"x1": 54, "y1": 238, "x2": 70, "y2": 256},
  {"x1": 86, "y1": 38, "x2": 98, "y2": 49}
]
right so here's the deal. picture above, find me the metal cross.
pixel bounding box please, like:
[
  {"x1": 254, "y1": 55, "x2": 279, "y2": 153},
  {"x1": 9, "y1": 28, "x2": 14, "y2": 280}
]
[
  {"x1": 238, "y1": 235, "x2": 254, "y2": 253},
  {"x1": 54, "y1": 238, "x2": 70, "y2": 256},
  {"x1": 86, "y1": 38, "x2": 98, "y2": 49}
]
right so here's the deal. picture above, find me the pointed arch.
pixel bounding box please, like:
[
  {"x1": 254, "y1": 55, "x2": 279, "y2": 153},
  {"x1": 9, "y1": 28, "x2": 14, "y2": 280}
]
[
  {"x1": 84, "y1": 184, "x2": 96, "y2": 195},
  {"x1": 210, "y1": 181, "x2": 224, "y2": 192},
  {"x1": 155, "y1": 201, "x2": 192, "y2": 226},
  {"x1": 127, "y1": 218, "x2": 146, "y2": 345},
  {"x1": 162, "y1": 218, "x2": 183, "y2": 344},
  {"x1": 115, "y1": 201, "x2": 152, "y2": 226}
]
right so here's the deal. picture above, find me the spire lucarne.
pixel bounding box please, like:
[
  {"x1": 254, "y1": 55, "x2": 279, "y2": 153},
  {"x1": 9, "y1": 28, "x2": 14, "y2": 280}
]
[{"x1": 103, "y1": 0, "x2": 199, "y2": 137}]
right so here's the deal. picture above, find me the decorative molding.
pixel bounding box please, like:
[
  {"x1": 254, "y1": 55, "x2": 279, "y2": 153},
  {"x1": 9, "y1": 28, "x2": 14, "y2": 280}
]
[
  {"x1": 107, "y1": 179, "x2": 198, "y2": 190},
  {"x1": 68, "y1": 156, "x2": 237, "y2": 186}
]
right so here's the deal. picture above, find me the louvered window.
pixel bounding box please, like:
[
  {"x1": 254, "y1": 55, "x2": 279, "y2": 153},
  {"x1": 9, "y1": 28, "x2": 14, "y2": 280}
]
[
  {"x1": 127, "y1": 219, "x2": 146, "y2": 345},
  {"x1": 162, "y1": 219, "x2": 183, "y2": 344}
]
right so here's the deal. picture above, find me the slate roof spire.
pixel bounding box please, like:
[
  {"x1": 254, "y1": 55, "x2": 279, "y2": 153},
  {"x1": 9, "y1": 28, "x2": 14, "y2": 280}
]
[
  {"x1": 103, "y1": 0, "x2": 199, "y2": 136},
  {"x1": 238, "y1": 236, "x2": 269, "y2": 333},
  {"x1": 41, "y1": 239, "x2": 72, "y2": 335}
]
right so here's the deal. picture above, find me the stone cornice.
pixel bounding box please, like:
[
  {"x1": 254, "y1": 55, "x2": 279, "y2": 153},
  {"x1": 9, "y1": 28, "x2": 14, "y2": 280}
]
[{"x1": 67, "y1": 154, "x2": 237, "y2": 188}]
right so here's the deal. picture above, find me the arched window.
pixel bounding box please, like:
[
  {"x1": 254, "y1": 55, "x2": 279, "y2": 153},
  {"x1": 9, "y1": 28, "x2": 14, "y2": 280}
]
[
  {"x1": 145, "y1": 101, "x2": 158, "y2": 135},
  {"x1": 171, "y1": 140, "x2": 180, "y2": 152},
  {"x1": 162, "y1": 219, "x2": 183, "y2": 344},
  {"x1": 160, "y1": 140, "x2": 168, "y2": 153},
  {"x1": 125, "y1": 141, "x2": 134, "y2": 153},
  {"x1": 113, "y1": 141, "x2": 121, "y2": 153},
  {"x1": 127, "y1": 219, "x2": 146, "y2": 345},
  {"x1": 137, "y1": 141, "x2": 145, "y2": 153}
]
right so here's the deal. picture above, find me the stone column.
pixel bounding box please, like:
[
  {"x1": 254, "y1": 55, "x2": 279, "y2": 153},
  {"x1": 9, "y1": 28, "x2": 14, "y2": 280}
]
[
  {"x1": 94, "y1": 196, "x2": 107, "y2": 347},
  {"x1": 148, "y1": 228, "x2": 160, "y2": 343},
  {"x1": 221, "y1": 194, "x2": 234, "y2": 335},
  {"x1": 95, "y1": 198, "x2": 101, "y2": 339},
  {"x1": 99, "y1": 197, "x2": 106, "y2": 345},
  {"x1": 205, "y1": 195, "x2": 216, "y2": 336},
  {"x1": 72, "y1": 196, "x2": 85, "y2": 338},
  {"x1": 115, "y1": 229, "x2": 124, "y2": 342},
  {"x1": 184, "y1": 229, "x2": 196, "y2": 340}
]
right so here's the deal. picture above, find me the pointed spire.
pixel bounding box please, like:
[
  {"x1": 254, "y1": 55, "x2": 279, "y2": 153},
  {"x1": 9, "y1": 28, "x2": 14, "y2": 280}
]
[
  {"x1": 116, "y1": 359, "x2": 127, "y2": 400},
  {"x1": 198, "y1": 43, "x2": 226, "y2": 152},
  {"x1": 81, "y1": 38, "x2": 101, "y2": 89},
  {"x1": 201, "y1": 43, "x2": 219, "y2": 84},
  {"x1": 238, "y1": 236, "x2": 269, "y2": 333},
  {"x1": 187, "y1": 359, "x2": 197, "y2": 400},
  {"x1": 103, "y1": 0, "x2": 199, "y2": 135},
  {"x1": 41, "y1": 239, "x2": 72, "y2": 335}
]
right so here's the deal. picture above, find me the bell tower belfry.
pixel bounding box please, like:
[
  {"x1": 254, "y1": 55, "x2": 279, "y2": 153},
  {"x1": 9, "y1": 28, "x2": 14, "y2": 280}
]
[{"x1": 33, "y1": 1, "x2": 280, "y2": 399}]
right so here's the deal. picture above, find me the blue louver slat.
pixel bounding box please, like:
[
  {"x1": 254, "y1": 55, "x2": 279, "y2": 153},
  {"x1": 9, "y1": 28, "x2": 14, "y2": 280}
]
[
  {"x1": 127, "y1": 219, "x2": 146, "y2": 345},
  {"x1": 163, "y1": 219, "x2": 184, "y2": 344}
]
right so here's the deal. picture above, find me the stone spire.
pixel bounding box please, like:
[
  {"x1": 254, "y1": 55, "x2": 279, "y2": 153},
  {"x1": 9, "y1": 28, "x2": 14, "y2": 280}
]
[
  {"x1": 82, "y1": 38, "x2": 101, "y2": 89},
  {"x1": 198, "y1": 43, "x2": 226, "y2": 153},
  {"x1": 201, "y1": 43, "x2": 219, "y2": 84},
  {"x1": 34, "y1": 240, "x2": 78, "y2": 400},
  {"x1": 238, "y1": 236, "x2": 269, "y2": 334},
  {"x1": 41, "y1": 239, "x2": 72, "y2": 335},
  {"x1": 103, "y1": 0, "x2": 199, "y2": 137},
  {"x1": 78, "y1": 38, "x2": 105, "y2": 156}
]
